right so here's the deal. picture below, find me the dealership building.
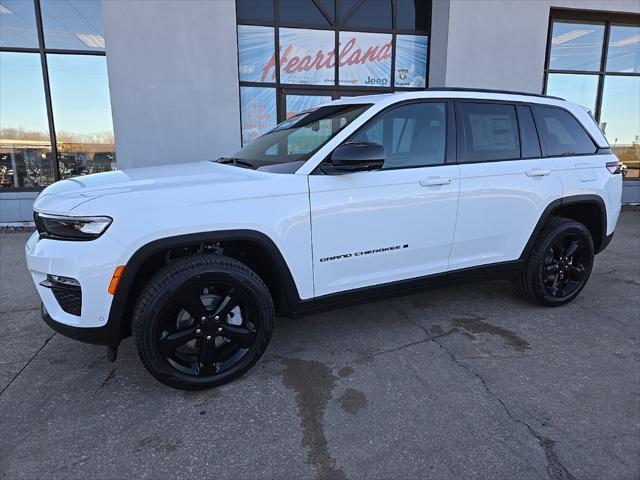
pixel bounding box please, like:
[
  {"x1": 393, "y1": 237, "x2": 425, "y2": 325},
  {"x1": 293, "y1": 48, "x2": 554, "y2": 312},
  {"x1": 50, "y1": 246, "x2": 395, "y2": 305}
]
[{"x1": 0, "y1": 0, "x2": 639, "y2": 222}]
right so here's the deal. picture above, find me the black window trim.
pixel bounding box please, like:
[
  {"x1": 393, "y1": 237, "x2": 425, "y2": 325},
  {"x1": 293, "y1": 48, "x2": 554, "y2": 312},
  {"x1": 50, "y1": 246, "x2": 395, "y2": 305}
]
[
  {"x1": 515, "y1": 104, "x2": 542, "y2": 160},
  {"x1": 0, "y1": 0, "x2": 109, "y2": 191},
  {"x1": 312, "y1": 98, "x2": 456, "y2": 174}
]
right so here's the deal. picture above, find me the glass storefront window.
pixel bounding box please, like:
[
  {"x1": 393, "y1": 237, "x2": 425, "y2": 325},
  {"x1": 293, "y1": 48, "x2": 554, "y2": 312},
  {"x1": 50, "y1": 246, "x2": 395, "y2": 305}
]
[
  {"x1": 40, "y1": 0, "x2": 105, "y2": 51},
  {"x1": 396, "y1": 0, "x2": 429, "y2": 32},
  {"x1": 545, "y1": 73, "x2": 599, "y2": 112},
  {"x1": 600, "y1": 76, "x2": 640, "y2": 179},
  {"x1": 549, "y1": 21, "x2": 605, "y2": 71},
  {"x1": 0, "y1": 52, "x2": 55, "y2": 188},
  {"x1": 338, "y1": 32, "x2": 392, "y2": 87},
  {"x1": 236, "y1": 0, "x2": 430, "y2": 144},
  {"x1": 606, "y1": 25, "x2": 640, "y2": 73},
  {"x1": 279, "y1": 28, "x2": 335, "y2": 86},
  {"x1": 344, "y1": 0, "x2": 392, "y2": 30},
  {"x1": 545, "y1": 16, "x2": 640, "y2": 180},
  {"x1": 279, "y1": 0, "x2": 330, "y2": 26},
  {"x1": 0, "y1": 0, "x2": 39, "y2": 48},
  {"x1": 47, "y1": 54, "x2": 115, "y2": 177},
  {"x1": 240, "y1": 87, "x2": 277, "y2": 145},
  {"x1": 237, "y1": 25, "x2": 275, "y2": 83},
  {"x1": 395, "y1": 35, "x2": 428, "y2": 88},
  {"x1": 236, "y1": 0, "x2": 274, "y2": 23}
]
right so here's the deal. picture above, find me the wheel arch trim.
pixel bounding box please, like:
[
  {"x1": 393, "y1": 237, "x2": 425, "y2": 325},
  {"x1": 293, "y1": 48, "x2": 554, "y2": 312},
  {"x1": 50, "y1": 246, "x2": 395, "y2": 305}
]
[
  {"x1": 108, "y1": 229, "x2": 302, "y2": 342},
  {"x1": 520, "y1": 194, "x2": 608, "y2": 260}
]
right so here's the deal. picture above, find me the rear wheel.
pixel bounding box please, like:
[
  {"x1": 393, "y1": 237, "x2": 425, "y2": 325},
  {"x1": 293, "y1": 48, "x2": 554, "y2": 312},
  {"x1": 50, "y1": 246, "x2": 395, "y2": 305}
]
[
  {"x1": 133, "y1": 255, "x2": 273, "y2": 390},
  {"x1": 514, "y1": 217, "x2": 594, "y2": 307}
]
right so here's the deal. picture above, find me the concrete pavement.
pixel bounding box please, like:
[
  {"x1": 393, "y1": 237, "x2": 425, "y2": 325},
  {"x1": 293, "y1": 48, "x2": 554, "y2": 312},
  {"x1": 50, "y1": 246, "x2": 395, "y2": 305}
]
[{"x1": 1, "y1": 213, "x2": 638, "y2": 479}]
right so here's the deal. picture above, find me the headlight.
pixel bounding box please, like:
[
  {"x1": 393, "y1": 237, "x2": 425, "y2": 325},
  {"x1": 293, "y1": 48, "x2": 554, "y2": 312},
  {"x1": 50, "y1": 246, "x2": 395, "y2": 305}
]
[{"x1": 34, "y1": 213, "x2": 112, "y2": 240}]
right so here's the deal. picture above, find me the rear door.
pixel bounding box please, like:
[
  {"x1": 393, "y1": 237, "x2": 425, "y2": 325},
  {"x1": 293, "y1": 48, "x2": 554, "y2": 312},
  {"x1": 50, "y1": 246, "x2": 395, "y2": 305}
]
[
  {"x1": 309, "y1": 100, "x2": 460, "y2": 297},
  {"x1": 449, "y1": 101, "x2": 564, "y2": 271}
]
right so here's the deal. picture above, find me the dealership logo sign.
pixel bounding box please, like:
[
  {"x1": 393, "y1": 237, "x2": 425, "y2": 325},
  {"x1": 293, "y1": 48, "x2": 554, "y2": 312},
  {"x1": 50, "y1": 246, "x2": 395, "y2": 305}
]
[
  {"x1": 260, "y1": 37, "x2": 392, "y2": 82},
  {"x1": 398, "y1": 68, "x2": 408, "y2": 80}
]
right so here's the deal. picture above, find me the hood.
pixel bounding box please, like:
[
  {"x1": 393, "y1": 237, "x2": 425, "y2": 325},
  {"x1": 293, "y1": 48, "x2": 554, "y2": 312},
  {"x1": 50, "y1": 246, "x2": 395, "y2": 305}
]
[{"x1": 34, "y1": 161, "x2": 265, "y2": 214}]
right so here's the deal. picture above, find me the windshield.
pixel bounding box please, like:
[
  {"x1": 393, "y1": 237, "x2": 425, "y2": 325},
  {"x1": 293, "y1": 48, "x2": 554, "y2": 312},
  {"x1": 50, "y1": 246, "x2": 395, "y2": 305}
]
[{"x1": 222, "y1": 103, "x2": 371, "y2": 169}]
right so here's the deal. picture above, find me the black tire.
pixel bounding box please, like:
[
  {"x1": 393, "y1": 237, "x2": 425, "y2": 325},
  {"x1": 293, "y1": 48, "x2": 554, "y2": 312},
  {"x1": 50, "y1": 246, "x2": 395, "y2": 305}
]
[
  {"x1": 132, "y1": 255, "x2": 273, "y2": 390},
  {"x1": 513, "y1": 217, "x2": 594, "y2": 307}
]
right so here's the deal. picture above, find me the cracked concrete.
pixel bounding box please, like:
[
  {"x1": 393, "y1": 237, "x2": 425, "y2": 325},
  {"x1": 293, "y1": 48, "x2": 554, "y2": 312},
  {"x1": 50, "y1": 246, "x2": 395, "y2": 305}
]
[{"x1": 0, "y1": 212, "x2": 638, "y2": 479}]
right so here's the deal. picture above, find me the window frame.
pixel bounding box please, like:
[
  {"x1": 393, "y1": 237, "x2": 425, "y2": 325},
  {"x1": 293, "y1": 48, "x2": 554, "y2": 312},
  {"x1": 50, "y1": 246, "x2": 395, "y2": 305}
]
[
  {"x1": 236, "y1": 0, "x2": 432, "y2": 141},
  {"x1": 313, "y1": 98, "x2": 455, "y2": 174},
  {"x1": 0, "y1": 0, "x2": 108, "y2": 191}
]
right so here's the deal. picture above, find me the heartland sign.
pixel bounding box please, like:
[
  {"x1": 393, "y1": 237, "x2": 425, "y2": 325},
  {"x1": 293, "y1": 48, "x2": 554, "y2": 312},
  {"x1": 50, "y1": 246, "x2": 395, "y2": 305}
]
[{"x1": 259, "y1": 29, "x2": 392, "y2": 86}]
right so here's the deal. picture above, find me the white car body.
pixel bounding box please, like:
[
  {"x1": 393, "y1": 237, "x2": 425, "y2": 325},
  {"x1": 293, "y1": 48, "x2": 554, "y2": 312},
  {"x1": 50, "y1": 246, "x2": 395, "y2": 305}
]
[{"x1": 25, "y1": 89, "x2": 622, "y2": 350}]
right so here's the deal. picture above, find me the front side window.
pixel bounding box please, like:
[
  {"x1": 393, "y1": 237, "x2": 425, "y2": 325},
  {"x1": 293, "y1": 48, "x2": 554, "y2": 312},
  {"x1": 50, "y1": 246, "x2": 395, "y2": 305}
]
[
  {"x1": 533, "y1": 106, "x2": 596, "y2": 157},
  {"x1": 229, "y1": 103, "x2": 371, "y2": 168},
  {"x1": 460, "y1": 103, "x2": 520, "y2": 162},
  {"x1": 350, "y1": 102, "x2": 447, "y2": 169}
]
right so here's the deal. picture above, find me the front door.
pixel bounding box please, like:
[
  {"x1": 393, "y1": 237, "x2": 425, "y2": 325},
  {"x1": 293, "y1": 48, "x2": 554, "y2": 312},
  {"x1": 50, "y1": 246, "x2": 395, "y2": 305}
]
[{"x1": 309, "y1": 100, "x2": 460, "y2": 297}]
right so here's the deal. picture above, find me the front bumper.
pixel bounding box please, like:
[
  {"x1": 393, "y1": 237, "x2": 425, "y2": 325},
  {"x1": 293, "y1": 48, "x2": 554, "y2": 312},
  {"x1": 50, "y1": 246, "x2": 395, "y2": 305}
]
[{"x1": 25, "y1": 231, "x2": 127, "y2": 346}]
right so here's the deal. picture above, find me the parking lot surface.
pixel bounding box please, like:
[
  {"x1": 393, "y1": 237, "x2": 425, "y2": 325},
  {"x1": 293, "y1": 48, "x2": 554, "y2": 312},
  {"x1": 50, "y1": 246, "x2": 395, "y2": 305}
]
[{"x1": 1, "y1": 212, "x2": 639, "y2": 480}]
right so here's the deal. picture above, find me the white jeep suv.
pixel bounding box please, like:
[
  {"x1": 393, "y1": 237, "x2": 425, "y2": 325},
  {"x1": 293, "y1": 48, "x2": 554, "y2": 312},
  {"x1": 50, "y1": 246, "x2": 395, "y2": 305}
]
[{"x1": 25, "y1": 89, "x2": 623, "y2": 390}]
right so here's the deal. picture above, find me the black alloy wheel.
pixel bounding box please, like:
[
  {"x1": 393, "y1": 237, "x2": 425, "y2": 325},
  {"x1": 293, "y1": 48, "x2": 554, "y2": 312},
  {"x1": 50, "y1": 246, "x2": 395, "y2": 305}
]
[
  {"x1": 514, "y1": 217, "x2": 594, "y2": 307},
  {"x1": 133, "y1": 255, "x2": 273, "y2": 390},
  {"x1": 540, "y1": 233, "x2": 589, "y2": 300}
]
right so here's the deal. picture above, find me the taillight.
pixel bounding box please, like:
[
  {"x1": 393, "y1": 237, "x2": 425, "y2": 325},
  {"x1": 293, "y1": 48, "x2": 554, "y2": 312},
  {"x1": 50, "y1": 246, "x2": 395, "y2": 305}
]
[{"x1": 606, "y1": 161, "x2": 622, "y2": 175}]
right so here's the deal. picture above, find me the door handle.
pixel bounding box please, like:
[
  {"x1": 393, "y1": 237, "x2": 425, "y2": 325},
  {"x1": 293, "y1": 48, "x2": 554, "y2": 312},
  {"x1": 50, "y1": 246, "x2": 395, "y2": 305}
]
[
  {"x1": 419, "y1": 177, "x2": 452, "y2": 187},
  {"x1": 525, "y1": 169, "x2": 551, "y2": 177}
]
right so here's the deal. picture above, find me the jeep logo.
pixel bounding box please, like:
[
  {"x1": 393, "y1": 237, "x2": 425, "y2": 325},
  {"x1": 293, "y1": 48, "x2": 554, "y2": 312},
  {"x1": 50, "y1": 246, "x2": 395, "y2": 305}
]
[{"x1": 364, "y1": 76, "x2": 388, "y2": 86}]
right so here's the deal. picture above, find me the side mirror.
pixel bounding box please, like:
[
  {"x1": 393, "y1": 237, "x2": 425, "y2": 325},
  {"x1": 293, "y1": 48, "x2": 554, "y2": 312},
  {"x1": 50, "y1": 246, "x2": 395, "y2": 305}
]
[{"x1": 324, "y1": 142, "x2": 385, "y2": 174}]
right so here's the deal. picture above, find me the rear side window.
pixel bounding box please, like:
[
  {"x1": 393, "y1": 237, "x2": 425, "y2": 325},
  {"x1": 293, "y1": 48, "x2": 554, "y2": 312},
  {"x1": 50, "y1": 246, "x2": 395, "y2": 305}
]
[
  {"x1": 460, "y1": 103, "x2": 520, "y2": 162},
  {"x1": 517, "y1": 105, "x2": 542, "y2": 158},
  {"x1": 532, "y1": 106, "x2": 597, "y2": 156}
]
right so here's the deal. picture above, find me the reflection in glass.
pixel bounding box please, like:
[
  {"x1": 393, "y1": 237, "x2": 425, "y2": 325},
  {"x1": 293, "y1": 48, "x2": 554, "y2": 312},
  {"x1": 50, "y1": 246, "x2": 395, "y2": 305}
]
[
  {"x1": 41, "y1": 0, "x2": 105, "y2": 51},
  {"x1": 546, "y1": 73, "x2": 599, "y2": 112},
  {"x1": 240, "y1": 87, "x2": 277, "y2": 145},
  {"x1": 237, "y1": 25, "x2": 275, "y2": 83},
  {"x1": 0, "y1": 0, "x2": 39, "y2": 48},
  {"x1": 236, "y1": 0, "x2": 274, "y2": 22},
  {"x1": 285, "y1": 95, "x2": 332, "y2": 119},
  {"x1": 606, "y1": 25, "x2": 640, "y2": 73},
  {"x1": 344, "y1": 0, "x2": 392, "y2": 30},
  {"x1": 600, "y1": 76, "x2": 640, "y2": 179},
  {"x1": 47, "y1": 55, "x2": 116, "y2": 177},
  {"x1": 279, "y1": 0, "x2": 329, "y2": 26},
  {"x1": 549, "y1": 21, "x2": 605, "y2": 71},
  {"x1": 0, "y1": 52, "x2": 54, "y2": 188},
  {"x1": 395, "y1": 0, "x2": 429, "y2": 31}
]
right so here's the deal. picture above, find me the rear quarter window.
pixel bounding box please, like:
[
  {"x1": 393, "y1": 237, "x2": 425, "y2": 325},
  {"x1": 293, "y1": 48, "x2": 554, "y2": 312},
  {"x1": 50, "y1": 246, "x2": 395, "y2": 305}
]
[{"x1": 532, "y1": 106, "x2": 597, "y2": 157}]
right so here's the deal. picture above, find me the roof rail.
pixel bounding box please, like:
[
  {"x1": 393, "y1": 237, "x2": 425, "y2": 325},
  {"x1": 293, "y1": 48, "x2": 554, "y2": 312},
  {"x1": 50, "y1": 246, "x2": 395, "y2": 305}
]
[{"x1": 423, "y1": 87, "x2": 565, "y2": 101}]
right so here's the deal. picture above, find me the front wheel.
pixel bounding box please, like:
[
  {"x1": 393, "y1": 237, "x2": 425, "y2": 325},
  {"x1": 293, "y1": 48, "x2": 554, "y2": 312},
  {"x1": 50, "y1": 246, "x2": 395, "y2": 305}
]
[
  {"x1": 514, "y1": 217, "x2": 594, "y2": 307},
  {"x1": 133, "y1": 255, "x2": 273, "y2": 390}
]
